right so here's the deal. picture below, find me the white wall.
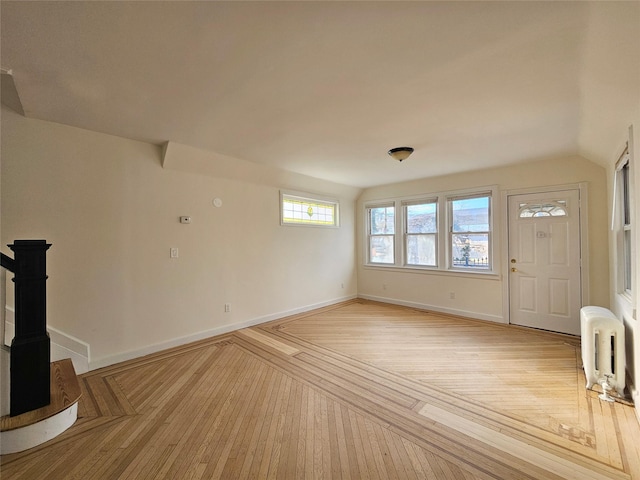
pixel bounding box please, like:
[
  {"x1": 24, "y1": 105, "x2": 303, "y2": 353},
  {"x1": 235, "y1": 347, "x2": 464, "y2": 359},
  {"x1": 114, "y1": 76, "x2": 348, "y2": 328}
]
[
  {"x1": 577, "y1": 1, "x2": 640, "y2": 412},
  {"x1": 1, "y1": 108, "x2": 360, "y2": 368},
  {"x1": 357, "y1": 155, "x2": 609, "y2": 322}
]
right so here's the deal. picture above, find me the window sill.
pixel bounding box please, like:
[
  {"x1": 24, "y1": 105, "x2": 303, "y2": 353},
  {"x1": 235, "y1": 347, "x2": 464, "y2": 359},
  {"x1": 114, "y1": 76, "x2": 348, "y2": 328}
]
[
  {"x1": 615, "y1": 291, "x2": 635, "y2": 317},
  {"x1": 363, "y1": 264, "x2": 500, "y2": 280}
]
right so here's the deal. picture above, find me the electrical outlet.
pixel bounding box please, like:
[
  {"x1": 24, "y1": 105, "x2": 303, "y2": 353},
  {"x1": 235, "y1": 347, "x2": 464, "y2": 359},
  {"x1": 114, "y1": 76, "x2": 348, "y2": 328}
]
[
  {"x1": 383, "y1": 284, "x2": 387, "y2": 290},
  {"x1": 341, "y1": 283, "x2": 344, "y2": 289},
  {"x1": 224, "y1": 303, "x2": 231, "y2": 313},
  {"x1": 449, "y1": 292, "x2": 455, "y2": 299}
]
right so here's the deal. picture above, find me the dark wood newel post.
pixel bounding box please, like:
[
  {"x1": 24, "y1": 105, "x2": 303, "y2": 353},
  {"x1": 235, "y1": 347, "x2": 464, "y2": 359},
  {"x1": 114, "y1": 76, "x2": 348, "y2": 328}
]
[{"x1": 9, "y1": 239, "x2": 52, "y2": 416}]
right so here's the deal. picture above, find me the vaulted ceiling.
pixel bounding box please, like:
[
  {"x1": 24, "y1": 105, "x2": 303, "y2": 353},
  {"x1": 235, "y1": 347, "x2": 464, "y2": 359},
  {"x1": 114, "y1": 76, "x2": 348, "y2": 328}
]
[{"x1": 1, "y1": 1, "x2": 638, "y2": 188}]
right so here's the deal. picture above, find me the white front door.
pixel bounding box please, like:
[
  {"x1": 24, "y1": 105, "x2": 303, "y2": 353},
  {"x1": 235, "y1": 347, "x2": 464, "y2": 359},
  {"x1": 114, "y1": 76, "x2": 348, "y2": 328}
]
[{"x1": 508, "y1": 190, "x2": 582, "y2": 335}]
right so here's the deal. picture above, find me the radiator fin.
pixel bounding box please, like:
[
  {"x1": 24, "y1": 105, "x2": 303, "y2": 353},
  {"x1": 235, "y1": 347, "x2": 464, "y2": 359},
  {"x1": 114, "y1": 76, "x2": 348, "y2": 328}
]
[{"x1": 580, "y1": 306, "x2": 625, "y2": 396}]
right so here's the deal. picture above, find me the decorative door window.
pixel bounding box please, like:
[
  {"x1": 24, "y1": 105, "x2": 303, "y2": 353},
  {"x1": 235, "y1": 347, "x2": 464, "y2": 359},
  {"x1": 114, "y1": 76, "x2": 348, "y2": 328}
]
[{"x1": 518, "y1": 201, "x2": 567, "y2": 218}]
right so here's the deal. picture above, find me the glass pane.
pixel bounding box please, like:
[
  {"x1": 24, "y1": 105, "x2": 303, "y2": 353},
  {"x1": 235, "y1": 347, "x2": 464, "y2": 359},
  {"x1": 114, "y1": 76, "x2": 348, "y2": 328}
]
[
  {"x1": 406, "y1": 234, "x2": 436, "y2": 266},
  {"x1": 406, "y1": 203, "x2": 437, "y2": 233},
  {"x1": 370, "y1": 236, "x2": 394, "y2": 264},
  {"x1": 518, "y1": 201, "x2": 567, "y2": 218},
  {"x1": 622, "y1": 163, "x2": 630, "y2": 226},
  {"x1": 624, "y1": 229, "x2": 632, "y2": 291},
  {"x1": 370, "y1": 206, "x2": 395, "y2": 235},
  {"x1": 282, "y1": 197, "x2": 336, "y2": 225},
  {"x1": 451, "y1": 233, "x2": 489, "y2": 269},
  {"x1": 451, "y1": 196, "x2": 489, "y2": 232}
]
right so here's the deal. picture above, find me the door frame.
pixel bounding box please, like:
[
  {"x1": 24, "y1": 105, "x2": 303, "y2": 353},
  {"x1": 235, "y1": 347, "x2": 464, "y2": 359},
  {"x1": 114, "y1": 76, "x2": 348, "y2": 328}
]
[{"x1": 501, "y1": 182, "x2": 590, "y2": 330}]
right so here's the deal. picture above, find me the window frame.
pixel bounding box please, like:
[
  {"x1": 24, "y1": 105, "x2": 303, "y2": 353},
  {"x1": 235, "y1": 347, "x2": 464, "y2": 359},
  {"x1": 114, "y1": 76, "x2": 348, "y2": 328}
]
[
  {"x1": 447, "y1": 193, "x2": 492, "y2": 271},
  {"x1": 364, "y1": 186, "x2": 497, "y2": 276},
  {"x1": 280, "y1": 191, "x2": 340, "y2": 228},
  {"x1": 403, "y1": 199, "x2": 438, "y2": 268},
  {"x1": 615, "y1": 148, "x2": 633, "y2": 298},
  {"x1": 367, "y1": 203, "x2": 396, "y2": 265}
]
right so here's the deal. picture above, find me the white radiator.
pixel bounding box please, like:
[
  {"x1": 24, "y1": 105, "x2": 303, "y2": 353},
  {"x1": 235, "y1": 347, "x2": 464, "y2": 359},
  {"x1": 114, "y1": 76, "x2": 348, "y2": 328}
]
[{"x1": 580, "y1": 306, "x2": 625, "y2": 396}]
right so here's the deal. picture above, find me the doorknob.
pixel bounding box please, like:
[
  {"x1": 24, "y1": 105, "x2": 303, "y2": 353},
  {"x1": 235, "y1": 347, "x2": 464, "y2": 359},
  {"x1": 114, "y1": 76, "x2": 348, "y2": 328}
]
[
  {"x1": 510, "y1": 259, "x2": 516, "y2": 263},
  {"x1": 511, "y1": 267, "x2": 517, "y2": 272}
]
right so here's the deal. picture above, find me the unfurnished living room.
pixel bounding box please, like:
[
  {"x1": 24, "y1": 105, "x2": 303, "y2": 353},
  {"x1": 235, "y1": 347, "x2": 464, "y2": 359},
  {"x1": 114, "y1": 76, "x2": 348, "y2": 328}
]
[{"x1": 1, "y1": 1, "x2": 639, "y2": 479}]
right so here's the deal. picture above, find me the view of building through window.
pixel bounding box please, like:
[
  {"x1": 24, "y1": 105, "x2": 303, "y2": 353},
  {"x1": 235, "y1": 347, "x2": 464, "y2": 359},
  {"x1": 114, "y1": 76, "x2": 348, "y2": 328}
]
[
  {"x1": 450, "y1": 196, "x2": 490, "y2": 269},
  {"x1": 369, "y1": 205, "x2": 395, "y2": 264},
  {"x1": 366, "y1": 190, "x2": 493, "y2": 271},
  {"x1": 405, "y1": 202, "x2": 437, "y2": 266}
]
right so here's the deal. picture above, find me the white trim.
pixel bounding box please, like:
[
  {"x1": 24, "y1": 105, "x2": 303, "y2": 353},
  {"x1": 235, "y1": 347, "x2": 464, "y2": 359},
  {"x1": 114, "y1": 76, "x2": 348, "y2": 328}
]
[
  {"x1": 363, "y1": 264, "x2": 500, "y2": 280},
  {"x1": 358, "y1": 294, "x2": 505, "y2": 324},
  {"x1": 89, "y1": 295, "x2": 357, "y2": 370}
]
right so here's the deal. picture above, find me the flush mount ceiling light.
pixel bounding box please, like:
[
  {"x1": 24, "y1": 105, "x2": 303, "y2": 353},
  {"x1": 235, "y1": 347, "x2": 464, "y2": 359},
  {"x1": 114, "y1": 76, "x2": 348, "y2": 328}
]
[{"x1": 388, "y1": 147, "x2": 414, "y2": 162}]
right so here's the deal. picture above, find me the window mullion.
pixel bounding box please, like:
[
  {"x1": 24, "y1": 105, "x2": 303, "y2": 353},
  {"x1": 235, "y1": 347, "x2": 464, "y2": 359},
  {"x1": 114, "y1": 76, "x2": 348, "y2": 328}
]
[
  {"x1": 396, "y1": 200, "x2": 403, "y2": 266},
  {"x1": 439, "y1": 197, "x2": 448, "y2": 269}
]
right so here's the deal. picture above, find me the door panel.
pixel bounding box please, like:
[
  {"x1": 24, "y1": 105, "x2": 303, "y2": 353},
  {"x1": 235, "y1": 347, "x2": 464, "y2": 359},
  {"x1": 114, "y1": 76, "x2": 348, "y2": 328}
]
[
  {"x1": 518, "y1": 277, "x2": 537, "y2": 312},
  {"x1": 518, "y1": 224, "x2": 537, "y2": 263},
  {"x1": 549, "y1": 223, "x2": 568, "y2": 265},
  {"x1": 508, "y1": 190, "x2": 581, "y2": 335},
  {"x1": 548, "y1": 278, "x2": 569, "y2": 316}
]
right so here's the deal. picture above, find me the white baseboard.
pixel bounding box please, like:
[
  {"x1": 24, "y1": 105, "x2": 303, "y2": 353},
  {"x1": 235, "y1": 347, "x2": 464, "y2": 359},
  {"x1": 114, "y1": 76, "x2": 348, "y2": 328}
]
[
  {"x1": 89, "y1": 295, "x2": 357, "y2": 371},
  {"x1": 4, "y1": 307, "x2": 90, "y2": 374},
  {"x1": 357, "y1": 294, "x2": 505, "y2": 324}
]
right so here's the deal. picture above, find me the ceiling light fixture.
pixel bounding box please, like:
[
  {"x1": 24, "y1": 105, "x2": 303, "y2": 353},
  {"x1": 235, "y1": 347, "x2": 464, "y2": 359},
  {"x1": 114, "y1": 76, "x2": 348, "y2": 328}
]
[{"x1": 388, "y1": 147, "x2": 414, "y2": 162}]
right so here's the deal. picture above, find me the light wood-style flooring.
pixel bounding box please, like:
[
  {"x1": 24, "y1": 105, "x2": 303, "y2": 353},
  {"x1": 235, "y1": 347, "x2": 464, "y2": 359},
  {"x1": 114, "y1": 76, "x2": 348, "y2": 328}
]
[{"x1": 2, "y1": 300, "x2": 639, "y2": 479}]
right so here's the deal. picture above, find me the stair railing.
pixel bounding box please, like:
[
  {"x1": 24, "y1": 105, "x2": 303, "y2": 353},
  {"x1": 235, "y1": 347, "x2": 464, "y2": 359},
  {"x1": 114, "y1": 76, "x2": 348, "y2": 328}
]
[{"x1": 1, "y1": 240, "x2": 52, "y2": 416}]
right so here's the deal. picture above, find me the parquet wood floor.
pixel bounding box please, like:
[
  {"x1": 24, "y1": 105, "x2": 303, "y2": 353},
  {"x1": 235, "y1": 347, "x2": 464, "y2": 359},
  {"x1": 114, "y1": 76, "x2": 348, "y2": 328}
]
[{"x1": 2, "y1": 300, "x2": 639, "y2": 479}]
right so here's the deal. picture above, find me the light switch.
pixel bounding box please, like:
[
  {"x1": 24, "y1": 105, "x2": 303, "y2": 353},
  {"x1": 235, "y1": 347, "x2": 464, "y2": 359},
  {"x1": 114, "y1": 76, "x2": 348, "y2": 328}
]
[{"x1": 170, "y1": 248, "x2": 179, "y2": 258}]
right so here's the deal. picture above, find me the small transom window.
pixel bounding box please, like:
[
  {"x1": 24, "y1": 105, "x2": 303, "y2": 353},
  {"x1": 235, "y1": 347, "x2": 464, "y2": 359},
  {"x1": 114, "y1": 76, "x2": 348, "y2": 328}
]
[
  {"x1": 518, "y1": 201, "x2": 567, "y2": 218},
  {"x1": 281, "y1": 192, "x2": 339, "y2": 227}
]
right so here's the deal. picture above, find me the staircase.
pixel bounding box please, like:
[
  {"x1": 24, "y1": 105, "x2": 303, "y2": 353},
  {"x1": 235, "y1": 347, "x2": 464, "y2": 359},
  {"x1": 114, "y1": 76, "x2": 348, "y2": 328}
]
[
  {"x1": 0, "y1": 240, "x2": 81, "y2": 454},
  {"x1": 1, "y1": 359, "x2": 80, "y2": 454}
]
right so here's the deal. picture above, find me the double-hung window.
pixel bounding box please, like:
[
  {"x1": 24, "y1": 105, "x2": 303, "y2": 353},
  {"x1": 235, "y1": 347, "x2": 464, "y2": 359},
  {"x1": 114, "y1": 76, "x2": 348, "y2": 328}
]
[
  {"x1": 615, "y1": 148, "x2": 633, "y2": 295},
  {"x1": 622, "y1": 160, "x2": 632, "y2": 293},
  {"x1": 449, "y1": 194, "x2": 491, "y2": 270},
  {"x1": 404, "y1": 200, "x2": 437, "y2": 267},
  {"x1": 368, "y1": 204, "x2": 395, "y2": 264}
]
